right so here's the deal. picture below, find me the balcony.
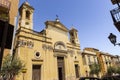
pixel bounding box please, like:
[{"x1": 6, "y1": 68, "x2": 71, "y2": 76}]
[
  {"x1": 111, "y1": 0, "x2": 120, "y2": 5},
  {"x1": 110, "y1": 7, "x2": 120, "y2": 32},
  {"x1": 0, "y1": 0, "x2": 11, "y2": 21}
]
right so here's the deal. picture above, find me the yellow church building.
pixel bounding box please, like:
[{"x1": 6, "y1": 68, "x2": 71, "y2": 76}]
[
  {"x1": 13, "y1": 1, "x2": 120, "y2": 80},
  {"x1": 14, "y1": 2, "x2": 85, "y2": 80}
]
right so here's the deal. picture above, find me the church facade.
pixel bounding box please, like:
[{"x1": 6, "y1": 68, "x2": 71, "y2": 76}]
[{"x1": 14, "y1": 2, "x2": 85, "y2": 80}]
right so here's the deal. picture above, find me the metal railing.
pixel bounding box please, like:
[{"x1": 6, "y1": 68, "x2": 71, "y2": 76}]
[
  {"x1": 110, "y1": 7, "x2": 120, "y2": 23},
  {"x1": 111, "y1": 0, "x2": 120, "y2": 5}
]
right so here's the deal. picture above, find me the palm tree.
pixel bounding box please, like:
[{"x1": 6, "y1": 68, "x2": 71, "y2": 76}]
[
  {"x1": 0, "y1": 54, "x2": 25, "y2": 80},
  {"x1": 89, "y1": 63, "x2": 101, "y2": 77}
]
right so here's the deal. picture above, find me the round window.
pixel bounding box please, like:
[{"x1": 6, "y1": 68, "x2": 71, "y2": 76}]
[{"x1": 35, "y1": 52, "x2": 40, "y2": 58}]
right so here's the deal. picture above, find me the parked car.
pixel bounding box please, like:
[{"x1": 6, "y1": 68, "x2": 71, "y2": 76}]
[
  {"x1": 79, "y1": 77, "x2": 100, "y2": 80},
  {"x1": 101, "y1": 75, "x2": 120, "y2": 80}
]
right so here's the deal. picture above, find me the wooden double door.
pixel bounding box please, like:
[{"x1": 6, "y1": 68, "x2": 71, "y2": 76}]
[{"x1": 32, "y1": 65, "x2": 41, "y2": 80}]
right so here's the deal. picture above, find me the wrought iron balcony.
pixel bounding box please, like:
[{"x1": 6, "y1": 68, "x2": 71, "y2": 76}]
[
  {"x1": 111, "y1": 0, "x2": 120, "y2": 5},
  {"x1": 110, "y1": 7, "x2": 120, "y2": 32},
  {"x1": 0, "y1": 0, "x2": 11, "y2": 21}
]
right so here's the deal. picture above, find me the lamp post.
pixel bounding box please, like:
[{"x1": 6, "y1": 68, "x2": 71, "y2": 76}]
[{"x1": 108, "y1": 33, "x2": 120, "y2": 46}]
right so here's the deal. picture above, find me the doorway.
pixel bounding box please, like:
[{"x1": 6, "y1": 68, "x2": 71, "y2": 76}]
[
  {"x1": 32, "y1": 65, "x2": 41, "y2": 80},
  {"x1": 57, "y1": 57, "x2": 65, "y2": 80}
]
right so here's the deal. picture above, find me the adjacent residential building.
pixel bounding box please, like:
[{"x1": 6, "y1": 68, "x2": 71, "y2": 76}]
[
  {"x1": 0, "y1": 0, "x2": 19, "y2": 55},
  {"x1": 82, "y1": 48, "x2": 101, "y2": 77},
  {"x1": 100, "y1": 52, "x2": 120, "y2": 74},
  {"x1": 0, "y1": 0, "x2": 19, "y2": 68},
  {"x1": 111, "y1": 55, "x2": 120, "y2": 68},
  {"x1": 81, "y1": 47, "x2": 120, "y2": 78}
]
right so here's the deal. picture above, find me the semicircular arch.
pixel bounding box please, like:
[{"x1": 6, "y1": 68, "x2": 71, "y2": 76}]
[{"x1": 54, "y1": 41, "x2": 67, "y2": 50}]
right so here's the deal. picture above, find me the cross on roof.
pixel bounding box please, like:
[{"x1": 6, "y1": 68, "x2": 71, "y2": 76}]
[
  {"x1": 56, "y1": 15, "x2": 59, "y2": 18},
  {"x1": 55, "y1": 15, "x2": 60, "y2": 22}
]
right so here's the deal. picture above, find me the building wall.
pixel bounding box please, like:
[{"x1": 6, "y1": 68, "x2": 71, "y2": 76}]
[
  {"x1": 9, "y1": 0, "x2": 19, "y2": 25},
  {"x1": 82, "y1": 48, "x2": 120, "y2": 77},
  {"x1": 82, "y1": 49, "x2": 99, "y2": 77},
  {"x1": 1, "y1": 0, "x2": 19, "y2": 57},
  {"x1": 15, "y1": 25, "x2": 84, "y2": 80}
]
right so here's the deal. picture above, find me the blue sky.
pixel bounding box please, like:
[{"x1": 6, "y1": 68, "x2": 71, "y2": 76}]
[{"x1": 19, "y1": 0, "x2": 120, "y2": 55}]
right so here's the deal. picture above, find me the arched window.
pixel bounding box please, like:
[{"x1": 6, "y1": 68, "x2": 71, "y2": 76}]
[
  {"x1": 54, "y1": 41, "x2": 67, "y2": 50},
  {"x1": 26, "y1": 10, "x2": 30, "y2": 19}
]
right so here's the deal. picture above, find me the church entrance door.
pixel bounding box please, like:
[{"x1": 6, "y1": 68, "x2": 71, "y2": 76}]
[
  {"x1": 32, "y1": 65, "x2": 41, "y2": 80},
  {"x1": 57, "y1": 57, "x2": 65, "y2": 80}
]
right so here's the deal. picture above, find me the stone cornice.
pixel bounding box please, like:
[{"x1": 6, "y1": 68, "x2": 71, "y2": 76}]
[
  {"x1": 53, "y1": 49, "x2": 67, "y2": 53},
  {"x1": 53, "y1": 53, "x2": 67, "y2": 58},
  {"x1": 67, "y1": 46, "x2": 80, "y2": 50},
  {"x1": 67, "y1": 42, "x2": 80, "y2": 47},
  {"x1": 16, "y1": 27, "x2": 52, "y2": 40},
  {"x1": 18, "y1": 35, "x2": 52, "y2": 44},
  {"x1": 82, "y1": 51, "x2": 96, "y2": 56}
]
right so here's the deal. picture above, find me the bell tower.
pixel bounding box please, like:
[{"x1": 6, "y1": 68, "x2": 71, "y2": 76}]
[
  {"x1": 18, "y1": 1, "x2": 34, "y2": 29},
  {"x1": 69, "y1": 27, "x2": 79, "y2": 44}
]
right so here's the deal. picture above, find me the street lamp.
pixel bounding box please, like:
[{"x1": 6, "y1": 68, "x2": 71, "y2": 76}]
[{"x1": 108, "y1": 33, "x2": 120, "y2": 46}]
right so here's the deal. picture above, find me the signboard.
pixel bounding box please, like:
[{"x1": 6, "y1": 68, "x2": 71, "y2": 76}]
[{"x1": 0, "y1": 20, "x2": 14, "y2": 49}]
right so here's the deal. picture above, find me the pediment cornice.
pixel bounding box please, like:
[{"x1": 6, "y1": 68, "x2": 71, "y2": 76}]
[{"x1": 45, "y1": 21, "x2": 69, "y2": 32}]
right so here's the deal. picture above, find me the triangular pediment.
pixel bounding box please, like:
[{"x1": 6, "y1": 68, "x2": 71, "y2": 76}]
[{"x1": 45, "y1": 21, "x2": 69, "y2": 32}]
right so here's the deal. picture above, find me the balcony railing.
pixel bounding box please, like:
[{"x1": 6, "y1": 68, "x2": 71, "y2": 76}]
[
  {"x1": 0, "y1": 0, "x2": 11, "y2": 12},
  {"x1": 111, "y1": 0, "x2": 120, "y2": 5},
  {"x1": 110, "y1": 7, "x2": 120, "y2": 32}
]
